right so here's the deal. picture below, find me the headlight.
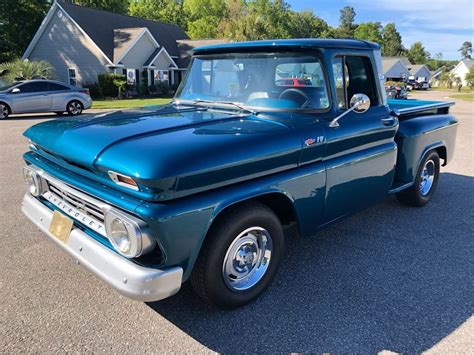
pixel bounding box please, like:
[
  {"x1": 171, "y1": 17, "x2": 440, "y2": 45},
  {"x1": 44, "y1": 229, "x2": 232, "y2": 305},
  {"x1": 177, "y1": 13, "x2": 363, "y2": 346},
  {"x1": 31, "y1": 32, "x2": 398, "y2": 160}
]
[
  {"x1": 104, "y1": 209, "x2": 155, "y2": 258},
  {"x1": 23, "y1": 166, "x2": 45, "y2": 197}
]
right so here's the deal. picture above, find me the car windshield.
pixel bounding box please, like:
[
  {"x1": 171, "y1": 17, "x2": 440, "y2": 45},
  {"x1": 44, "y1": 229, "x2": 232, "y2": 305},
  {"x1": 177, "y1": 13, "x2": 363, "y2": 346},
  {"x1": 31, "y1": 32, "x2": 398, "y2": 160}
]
[
  {"x1": 0, "y1": 82, "x2": 19, "y2": 91},
  {"x1": 175, "y1": 52, "x2": 330, "y2": 111}
]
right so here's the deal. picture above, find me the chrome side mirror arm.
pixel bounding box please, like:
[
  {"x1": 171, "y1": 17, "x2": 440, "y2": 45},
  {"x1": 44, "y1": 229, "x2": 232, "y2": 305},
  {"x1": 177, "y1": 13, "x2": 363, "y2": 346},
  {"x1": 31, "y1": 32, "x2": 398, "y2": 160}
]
[
  {"x1": 329, "y1": 93, "x2": 371, "y2": 128},
  {"x1": 329, "y1": 103, "x2": 360, "y2": 128}
]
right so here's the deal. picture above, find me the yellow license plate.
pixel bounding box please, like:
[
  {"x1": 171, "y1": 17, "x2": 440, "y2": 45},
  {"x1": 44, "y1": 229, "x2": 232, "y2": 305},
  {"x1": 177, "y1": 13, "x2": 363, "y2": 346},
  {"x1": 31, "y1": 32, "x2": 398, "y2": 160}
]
[{"x1": 49, "y1": 211, "x2": 73, "y2": 243}]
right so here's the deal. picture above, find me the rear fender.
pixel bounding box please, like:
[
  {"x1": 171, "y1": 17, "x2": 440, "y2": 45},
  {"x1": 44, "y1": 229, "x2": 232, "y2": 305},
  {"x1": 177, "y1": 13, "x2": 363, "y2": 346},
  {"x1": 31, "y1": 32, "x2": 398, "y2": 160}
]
[{"x1": 394, "y1": 114, "x2": 458, "y2": 184}]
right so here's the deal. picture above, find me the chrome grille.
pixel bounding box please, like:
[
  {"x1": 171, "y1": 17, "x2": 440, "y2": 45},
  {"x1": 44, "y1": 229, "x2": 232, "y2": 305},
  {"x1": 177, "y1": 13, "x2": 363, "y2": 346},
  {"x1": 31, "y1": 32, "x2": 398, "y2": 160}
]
[{"x1": 47, "y1": 182, "x2": 105, "y2": 223}]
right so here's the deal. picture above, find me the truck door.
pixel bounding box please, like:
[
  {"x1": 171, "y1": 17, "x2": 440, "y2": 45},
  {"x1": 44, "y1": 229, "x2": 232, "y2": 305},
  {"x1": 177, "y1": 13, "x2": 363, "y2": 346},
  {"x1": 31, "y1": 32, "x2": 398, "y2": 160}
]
[{"x1": 322, "y1": 55, "x2": 398, "y2": 223}]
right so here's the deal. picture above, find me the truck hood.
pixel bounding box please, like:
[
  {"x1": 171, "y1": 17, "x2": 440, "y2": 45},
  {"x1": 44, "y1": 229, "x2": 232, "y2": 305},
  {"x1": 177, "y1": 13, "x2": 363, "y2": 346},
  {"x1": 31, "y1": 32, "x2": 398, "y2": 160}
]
[{"x1": 24, "y1": 106, "x2": 301, "y2": 200}]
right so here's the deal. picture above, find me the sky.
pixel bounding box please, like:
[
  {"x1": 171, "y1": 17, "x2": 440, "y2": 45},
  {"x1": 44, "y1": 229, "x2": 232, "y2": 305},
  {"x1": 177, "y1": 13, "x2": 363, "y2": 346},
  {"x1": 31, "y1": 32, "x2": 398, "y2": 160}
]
[{"x1": 289, "y1": 0, "x2": 474, "y2": 60}]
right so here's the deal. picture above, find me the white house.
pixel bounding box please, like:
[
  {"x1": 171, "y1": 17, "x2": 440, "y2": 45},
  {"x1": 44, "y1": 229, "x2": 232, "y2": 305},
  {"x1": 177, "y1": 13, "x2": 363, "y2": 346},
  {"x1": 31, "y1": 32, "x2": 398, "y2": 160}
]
[{"x1": 450, "y1": 59, "x2": 473, "y2": 86}]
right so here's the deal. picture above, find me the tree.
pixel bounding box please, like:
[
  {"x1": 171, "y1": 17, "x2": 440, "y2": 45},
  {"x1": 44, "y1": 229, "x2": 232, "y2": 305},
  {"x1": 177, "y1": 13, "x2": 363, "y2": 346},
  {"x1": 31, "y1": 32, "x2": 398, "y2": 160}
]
[
  {"x1": 69, "y1": 0, "x2": 129, "y2": 14},
  {"x1": 354, "y1": 22, "x2": 382, "y2": 44},
  {"x1": 0, "y1": 58, "x2": 54, "y2": 82},
  {"x1": 287, "y1": 11, "x2": 331, "y2": 39},
  {"x1": 458, "y1": 41, "x2": 472, "y2": 59},
  {"x1": 336, "y1": 6, "x2": 356, "y2": 38},
  {"x1": 128, "y1": 0, "x2": 187, "y2": 29},
  {"x1": 465, "y1": 66, "x2": 474, "y2": 88},
  {"x1": 183, "y1": 0, "x2": 227, "y2": 38},
  {"x1": 408, "y1": 42, "x2": 430, "y2": 64},
  {"x1": 381, "y1": 23, "x2": 403, "y2": 56},
  {"x1": 0, "y1": 0, "x2": 49, "y2": 63},
  {"x1": 219, "y1": 0, "x2": 294, "y2": 41},
  {"x1": 439, "y1": 71, "x2": 454, "y2": 89}
]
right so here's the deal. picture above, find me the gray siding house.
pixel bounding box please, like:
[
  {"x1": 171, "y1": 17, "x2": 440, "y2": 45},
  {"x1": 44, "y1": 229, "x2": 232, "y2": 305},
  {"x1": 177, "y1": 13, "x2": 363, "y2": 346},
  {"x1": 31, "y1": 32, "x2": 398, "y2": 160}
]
[
  {"x1": 382, "y1": 57, "x2": 411, "y2": 81},
  {"x1": 22, "y1": 1, "x2": 205, "y2": 88}
]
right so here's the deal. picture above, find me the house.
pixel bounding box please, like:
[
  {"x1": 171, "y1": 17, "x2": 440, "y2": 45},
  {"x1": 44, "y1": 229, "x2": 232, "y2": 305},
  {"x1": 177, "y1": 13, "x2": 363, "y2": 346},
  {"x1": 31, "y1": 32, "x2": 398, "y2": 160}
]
[
  {"x1": 429, "y1": 66, "x2": 446, "y2": 87},
  {"x1": 22, "y1": 1, "x2": 214, "y2": 89},
  {"x1": 408, "y1": 64, "x2": 431, "y2": 81},
  {"x1": 382, "y1": 57, "x2": 411, "y2": 81},
  {"x1": 450, "y1": 59, "x2": 473, "y2": 86}
]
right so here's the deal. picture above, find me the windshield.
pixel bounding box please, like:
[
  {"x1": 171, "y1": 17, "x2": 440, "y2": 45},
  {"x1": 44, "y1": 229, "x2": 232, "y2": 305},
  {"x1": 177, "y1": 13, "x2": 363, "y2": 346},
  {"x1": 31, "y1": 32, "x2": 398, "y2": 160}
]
[{"x1": 175, "y1": 52, "x2": 330, "y2": 111}]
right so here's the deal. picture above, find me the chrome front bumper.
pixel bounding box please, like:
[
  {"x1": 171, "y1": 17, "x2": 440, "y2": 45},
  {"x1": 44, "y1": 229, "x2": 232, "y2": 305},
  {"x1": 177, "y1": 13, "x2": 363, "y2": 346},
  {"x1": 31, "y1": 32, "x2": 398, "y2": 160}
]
[{"x1": 22, "y1": 193, "x2": 183, "y2": 302}]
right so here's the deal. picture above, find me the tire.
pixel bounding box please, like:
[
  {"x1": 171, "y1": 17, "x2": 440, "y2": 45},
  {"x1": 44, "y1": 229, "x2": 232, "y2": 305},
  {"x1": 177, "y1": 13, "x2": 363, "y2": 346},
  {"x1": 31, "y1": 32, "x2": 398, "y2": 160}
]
[
  {"x1": 0, "y1": 103, "x2": 10, "y2": 119},
  {"x1": 396, "y1": 150, "x2": 440, "y2": 206},
  {"x1": 66, "y1": 100, "x2": 83, "y2": 116},
  {"x1": 191, "y1": 202, "x2": 284, "y2": 309}
]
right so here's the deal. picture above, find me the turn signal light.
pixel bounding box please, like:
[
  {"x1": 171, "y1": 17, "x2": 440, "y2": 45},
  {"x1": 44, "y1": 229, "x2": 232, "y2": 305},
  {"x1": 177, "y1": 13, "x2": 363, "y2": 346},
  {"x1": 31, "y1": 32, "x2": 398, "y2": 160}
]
[{"x1": 108, "y1": 171, "x2": 139, "y2": 191}]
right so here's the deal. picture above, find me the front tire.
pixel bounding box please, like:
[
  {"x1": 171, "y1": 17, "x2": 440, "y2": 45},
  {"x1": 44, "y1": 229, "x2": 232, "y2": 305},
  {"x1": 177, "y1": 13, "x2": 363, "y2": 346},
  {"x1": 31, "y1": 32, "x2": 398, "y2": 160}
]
[
  {"x1": 396, "y1": 150, "x2": 440, "y2": 206},
  {"x1": 191, "y1": 202, "x2": 284, "y2": 309},
  {"x1": 66, "y1": 100, "x2": 83, "y2": 116}
]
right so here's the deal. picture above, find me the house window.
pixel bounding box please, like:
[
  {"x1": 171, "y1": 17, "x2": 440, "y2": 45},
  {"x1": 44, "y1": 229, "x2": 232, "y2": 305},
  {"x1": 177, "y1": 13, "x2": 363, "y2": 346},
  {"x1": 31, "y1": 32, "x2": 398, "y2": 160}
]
[{"x1": 68, "y1": 68, "x2": 77, "y2": 86}]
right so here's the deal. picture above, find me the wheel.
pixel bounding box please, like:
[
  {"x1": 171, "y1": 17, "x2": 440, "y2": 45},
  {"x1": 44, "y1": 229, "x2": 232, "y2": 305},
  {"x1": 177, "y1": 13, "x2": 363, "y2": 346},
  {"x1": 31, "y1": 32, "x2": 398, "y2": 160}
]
[
  {"x1": 396, "y1": 150, "x2": 440, "y2": 206},
  {"x1": 0, "y1": 103, "x2": 10, "y2": 119},
  {"x1": 191, "y1": 202, "x2": 284, "y2": 309},
  {"x1": 55, "y1": 111, "x2": 64, "y2": 116},
  {"x1": 66, "y1": 100, "x2": 83, "y2": 116}
]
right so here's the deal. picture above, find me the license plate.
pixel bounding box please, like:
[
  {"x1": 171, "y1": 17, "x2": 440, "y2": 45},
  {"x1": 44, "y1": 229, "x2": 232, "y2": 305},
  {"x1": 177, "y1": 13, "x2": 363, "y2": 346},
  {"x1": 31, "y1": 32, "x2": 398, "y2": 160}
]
[{"x1": 49, "y1": 211, "x2": 73, "y2": 243}]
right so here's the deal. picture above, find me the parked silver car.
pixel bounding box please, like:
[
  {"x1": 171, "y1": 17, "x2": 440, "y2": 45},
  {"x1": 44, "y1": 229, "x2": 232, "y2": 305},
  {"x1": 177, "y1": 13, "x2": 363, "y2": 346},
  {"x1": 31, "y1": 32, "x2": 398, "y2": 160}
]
[{"x1": 0, "y1": 80, "x2": 92, "y2": 119}]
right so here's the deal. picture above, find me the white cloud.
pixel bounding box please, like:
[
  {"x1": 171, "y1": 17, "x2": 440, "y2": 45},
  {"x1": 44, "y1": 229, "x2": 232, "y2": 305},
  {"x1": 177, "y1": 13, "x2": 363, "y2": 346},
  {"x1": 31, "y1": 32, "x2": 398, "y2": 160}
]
[
  {"x1": 348, "y1": 0, "x2": 473, "y2": 59},
  {"x1": 351, "y1": 0, "x2": 474, "y2": 30}
]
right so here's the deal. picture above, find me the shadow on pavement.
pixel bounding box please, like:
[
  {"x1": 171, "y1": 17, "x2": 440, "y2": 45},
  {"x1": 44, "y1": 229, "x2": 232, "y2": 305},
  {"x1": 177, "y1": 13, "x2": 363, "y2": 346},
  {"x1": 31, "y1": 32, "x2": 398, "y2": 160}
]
[{"x1": 147, "y1": 172, "x2": 473, "y2": 352}]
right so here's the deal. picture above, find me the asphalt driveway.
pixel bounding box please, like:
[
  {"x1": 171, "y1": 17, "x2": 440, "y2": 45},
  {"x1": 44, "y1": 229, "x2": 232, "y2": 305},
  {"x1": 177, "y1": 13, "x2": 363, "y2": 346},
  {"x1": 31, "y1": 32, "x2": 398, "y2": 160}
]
[{"x1": 1, "y1": 91, "x2": 472, "y2": 353}]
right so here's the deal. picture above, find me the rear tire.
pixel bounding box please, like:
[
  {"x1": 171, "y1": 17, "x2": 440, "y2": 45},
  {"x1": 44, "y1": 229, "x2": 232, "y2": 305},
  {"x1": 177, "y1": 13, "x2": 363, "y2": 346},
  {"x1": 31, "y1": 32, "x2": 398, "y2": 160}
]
[
  {"x1": 191, "y1": 202, "x2": 284, "y2": 309},
  {"x1": 0, "y1": 103, "x2": 10, "y2": 119},
  {"x1": 396, "y1": 150, "x2": 440, "y2": 206},
  {"x1": 66, "y1": 100, "x2": 83, "y2": 116}
]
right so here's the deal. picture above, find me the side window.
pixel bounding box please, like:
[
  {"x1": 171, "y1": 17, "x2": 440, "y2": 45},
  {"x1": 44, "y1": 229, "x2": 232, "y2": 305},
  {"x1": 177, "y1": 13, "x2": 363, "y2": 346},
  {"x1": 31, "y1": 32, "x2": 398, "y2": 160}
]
[
  {"x1": 332, "y1": 57, "x2": 347, "y2": 109},
  {"x1": 68, "y1": 68, "x2": 77, "y2": 86},
  {"x1": 48, "y1": 83, "x2": 69, "y2": 91},
  {"x1": 332, "y1": 56, "x2": 379, "y2": 109},
  {"x1": 17, "y1": 82, "x2": 49, "y2": 93}
]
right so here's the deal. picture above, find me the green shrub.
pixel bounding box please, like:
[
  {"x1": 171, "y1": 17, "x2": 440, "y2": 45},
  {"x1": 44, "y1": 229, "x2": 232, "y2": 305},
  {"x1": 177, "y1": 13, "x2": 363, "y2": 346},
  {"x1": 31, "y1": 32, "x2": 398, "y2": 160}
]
[
  {"x1": 98, "y1": 73, "x2": 126, "y2": 98},
  {"x1": 155, "y1": 81, "x2": 171, "y2": 96},
  {"x1": 139, "y1": 70, "x2": 148, "y2": 95},
  {"x1": 385, "y1": 80, "x2": 406, "y2": 87},
  {"x1": 83, "y1": 82, "x2": 102, "y2": 99}
]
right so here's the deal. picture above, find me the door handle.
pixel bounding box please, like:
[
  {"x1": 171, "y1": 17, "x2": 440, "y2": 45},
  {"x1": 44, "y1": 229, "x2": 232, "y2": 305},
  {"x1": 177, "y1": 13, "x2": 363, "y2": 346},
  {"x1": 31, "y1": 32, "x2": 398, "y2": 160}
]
[{"x1": 381, "y1": 117, "x2": 396, "y2": 126}]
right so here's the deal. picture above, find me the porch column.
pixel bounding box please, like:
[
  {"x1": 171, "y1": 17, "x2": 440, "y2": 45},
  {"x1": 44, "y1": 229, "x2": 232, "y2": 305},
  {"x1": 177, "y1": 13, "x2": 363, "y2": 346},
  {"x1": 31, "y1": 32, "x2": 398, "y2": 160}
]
[{"x1": 147, "y1": 68, "x2": 152, "y2": 87}]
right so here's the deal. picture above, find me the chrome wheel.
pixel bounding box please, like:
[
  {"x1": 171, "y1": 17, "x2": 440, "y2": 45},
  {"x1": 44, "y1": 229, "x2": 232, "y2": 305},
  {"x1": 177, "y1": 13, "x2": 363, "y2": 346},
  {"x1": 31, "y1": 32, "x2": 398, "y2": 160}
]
[
  {"x1": 68, "y1": 101, "x2": 82, "y2": 115},
  {"x1": 222, "y1": 227, "x2": 273, "y2": 291},
  {"x1": 0, "y1": 104, "x2": 8, "y2": 119},
  {"x1": 419, "y1": 159, "x2": 435, "y2": 196}
]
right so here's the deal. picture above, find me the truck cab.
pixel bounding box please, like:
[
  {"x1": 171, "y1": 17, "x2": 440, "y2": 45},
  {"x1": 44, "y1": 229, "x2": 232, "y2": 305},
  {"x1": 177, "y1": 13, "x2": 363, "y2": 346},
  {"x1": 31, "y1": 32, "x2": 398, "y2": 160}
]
[{"x1": 22, "y1": 39, "x2": 458, "y2": 309}]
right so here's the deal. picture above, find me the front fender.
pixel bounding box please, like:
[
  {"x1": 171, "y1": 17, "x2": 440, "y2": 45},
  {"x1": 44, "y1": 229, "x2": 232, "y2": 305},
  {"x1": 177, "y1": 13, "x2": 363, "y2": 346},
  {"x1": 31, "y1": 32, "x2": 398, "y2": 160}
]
[{"x1": 135, "y1": 161, "x2": 326, "y2": 281}]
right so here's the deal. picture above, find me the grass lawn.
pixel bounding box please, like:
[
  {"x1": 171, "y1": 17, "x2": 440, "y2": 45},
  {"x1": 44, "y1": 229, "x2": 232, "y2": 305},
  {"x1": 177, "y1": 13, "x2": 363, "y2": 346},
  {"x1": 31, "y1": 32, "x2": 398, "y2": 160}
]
[
  {"x1": 430, "y1": 87, "x2": 473, "y2": 93},
  {"x1": 92, "y1": 98, "x2": 172, "y2": 109},
  {"x1": 449, "y1": 93, "x2": 474, "y2": 102}
]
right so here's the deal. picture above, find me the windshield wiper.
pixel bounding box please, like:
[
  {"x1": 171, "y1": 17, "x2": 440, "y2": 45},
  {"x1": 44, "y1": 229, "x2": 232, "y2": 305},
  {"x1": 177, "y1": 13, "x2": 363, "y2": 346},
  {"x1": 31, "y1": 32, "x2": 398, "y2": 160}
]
[{"x1": 176, "y1": 99, "x2": 257, "y2": 115}]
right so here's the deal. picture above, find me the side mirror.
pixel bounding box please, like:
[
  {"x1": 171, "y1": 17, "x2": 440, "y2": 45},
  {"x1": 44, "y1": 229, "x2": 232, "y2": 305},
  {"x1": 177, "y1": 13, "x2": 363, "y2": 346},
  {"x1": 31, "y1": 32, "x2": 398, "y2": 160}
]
[
  {"x1": 329, "y1": 93, "x2": 371, "y2": 128},
  {"x1": 11, "y1": 88, "x2": 20, "y2": 94},
  {"x1": 350, "y1": 93, "x2": 370, "y2": 113}
]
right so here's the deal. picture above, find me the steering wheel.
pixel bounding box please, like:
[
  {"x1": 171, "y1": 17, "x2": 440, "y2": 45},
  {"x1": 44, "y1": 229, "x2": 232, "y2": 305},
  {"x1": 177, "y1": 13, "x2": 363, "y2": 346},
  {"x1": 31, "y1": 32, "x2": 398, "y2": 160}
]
[{"x1": 279, "y1": 88, "x2": 311, "y2": 108}]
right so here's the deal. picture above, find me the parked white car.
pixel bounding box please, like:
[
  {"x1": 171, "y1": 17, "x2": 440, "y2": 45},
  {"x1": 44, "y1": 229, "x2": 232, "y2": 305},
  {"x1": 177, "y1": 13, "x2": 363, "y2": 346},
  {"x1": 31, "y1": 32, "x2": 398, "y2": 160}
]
[{"x1": 0, "y1": 80, "x2": 92, "y2": 119}]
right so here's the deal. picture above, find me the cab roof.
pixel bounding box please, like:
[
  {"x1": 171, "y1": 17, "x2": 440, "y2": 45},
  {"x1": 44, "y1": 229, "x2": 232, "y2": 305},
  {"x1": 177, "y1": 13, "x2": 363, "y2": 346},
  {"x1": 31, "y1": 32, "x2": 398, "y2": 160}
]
[{"x1": 193, "y1": 39, "x2": 380, "y2": 55}]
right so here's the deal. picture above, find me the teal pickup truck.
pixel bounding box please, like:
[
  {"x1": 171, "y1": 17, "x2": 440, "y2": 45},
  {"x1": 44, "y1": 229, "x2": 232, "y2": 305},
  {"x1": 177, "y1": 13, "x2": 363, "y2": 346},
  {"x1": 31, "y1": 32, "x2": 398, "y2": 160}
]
[{"x1": 22, "y1": 39, "x2": 458, "y2": 309}]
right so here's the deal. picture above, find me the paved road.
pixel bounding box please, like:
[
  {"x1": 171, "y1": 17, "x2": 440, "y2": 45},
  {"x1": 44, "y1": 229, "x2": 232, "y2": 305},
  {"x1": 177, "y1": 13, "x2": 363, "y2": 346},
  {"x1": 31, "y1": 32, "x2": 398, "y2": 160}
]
[{"x1": 1, "y1": 92, "x2": 473, "y2": 353}]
